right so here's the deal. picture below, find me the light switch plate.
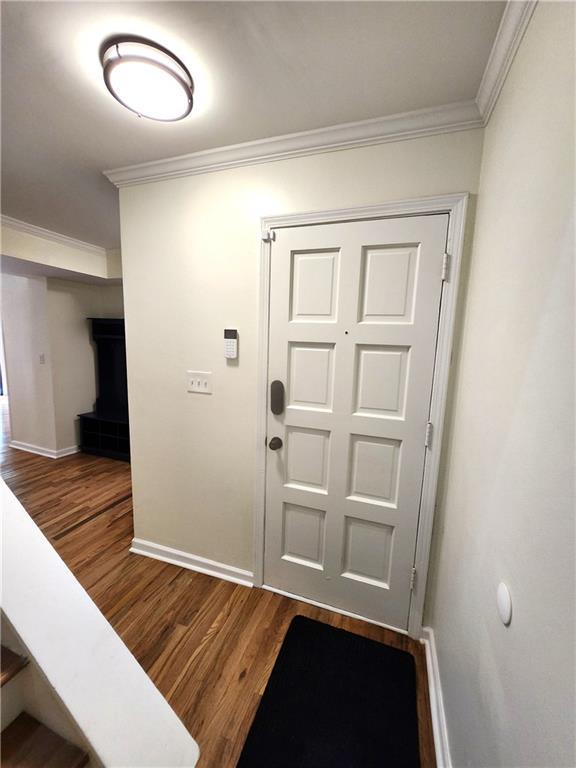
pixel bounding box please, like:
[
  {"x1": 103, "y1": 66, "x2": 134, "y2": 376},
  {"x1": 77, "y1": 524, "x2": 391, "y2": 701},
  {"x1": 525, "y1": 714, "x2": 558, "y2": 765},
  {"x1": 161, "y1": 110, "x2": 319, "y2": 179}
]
[{"x1": 186, "y1": 370, "x2": 213, "y2": 394}]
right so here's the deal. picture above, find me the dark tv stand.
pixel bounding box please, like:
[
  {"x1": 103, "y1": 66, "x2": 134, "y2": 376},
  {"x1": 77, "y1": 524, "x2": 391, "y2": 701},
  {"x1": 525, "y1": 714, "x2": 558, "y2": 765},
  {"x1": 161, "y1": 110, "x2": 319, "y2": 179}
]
[{"x1": 79, "y1": 318, "x2": 130, "y2": 461}]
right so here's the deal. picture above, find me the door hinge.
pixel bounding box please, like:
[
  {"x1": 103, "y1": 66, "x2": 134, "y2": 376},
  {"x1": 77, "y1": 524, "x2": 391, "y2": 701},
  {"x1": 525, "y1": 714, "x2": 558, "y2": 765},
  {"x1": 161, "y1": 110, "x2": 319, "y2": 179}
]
[
  {"x1": 262, "y1": 229, "x2": 276, "y2": 243},
  {"x1": 410, "y1": 567, "x2": 417, "y2": 592},
  {"x1": 425, "y1": 421, "x2": 433, "y2": 449},
  {"x1": 441, "y1": 252, "x2": 451, "y2": 282}
]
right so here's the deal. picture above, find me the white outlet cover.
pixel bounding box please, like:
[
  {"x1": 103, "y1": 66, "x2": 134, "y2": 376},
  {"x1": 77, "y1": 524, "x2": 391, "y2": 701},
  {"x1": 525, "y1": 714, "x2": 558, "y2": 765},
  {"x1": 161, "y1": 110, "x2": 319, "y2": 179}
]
[
  {"x1": 186, "y1": 370, "x2": 213, "y2": 394},
  {"x1": 497, "y1": 582, "x2": 512, "y2": 626}
]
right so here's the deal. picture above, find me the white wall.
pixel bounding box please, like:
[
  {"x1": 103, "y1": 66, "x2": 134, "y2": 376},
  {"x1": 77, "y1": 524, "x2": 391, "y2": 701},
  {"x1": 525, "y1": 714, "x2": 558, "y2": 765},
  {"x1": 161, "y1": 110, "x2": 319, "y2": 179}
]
[
  {"x1": 1, "y1": 274, "x2": 57, "y2": 452},
  {"x1": 1, "y1": 273, "x2": 123, "y2": 453},
  {"x1": 1, "y1": 221, "x2": 120, "y2": 280},
  {"x1": 119, "y1": 129, "x2": 484, "y2": 571},
  {"x1": 47, "y1": 279, "x2": 124, "y2": 450},
  {"x1": 425, "y1": 4, "x2": 575, "y2": 766},
  {"x1": 1, "y1": 613, "x2": 96, "y2": 763}
]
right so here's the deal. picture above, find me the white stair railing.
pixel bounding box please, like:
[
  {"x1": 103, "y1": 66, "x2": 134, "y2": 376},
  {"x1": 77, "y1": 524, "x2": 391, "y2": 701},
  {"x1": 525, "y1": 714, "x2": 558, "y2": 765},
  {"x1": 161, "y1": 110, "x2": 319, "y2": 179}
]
[{"x1": 1, "y1": 479, "x2": 199, "y2": 767}]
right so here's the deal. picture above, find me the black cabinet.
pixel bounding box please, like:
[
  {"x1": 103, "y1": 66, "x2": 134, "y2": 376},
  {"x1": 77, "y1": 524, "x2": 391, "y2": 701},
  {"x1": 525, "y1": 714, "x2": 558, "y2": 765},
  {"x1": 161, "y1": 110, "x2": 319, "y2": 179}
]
[
  {"x1": 79, "y1": 318, "x2": 130, "y2": 461},
  {"x1": 79, "y1": 412, "x2": 130, "y2": 461}
]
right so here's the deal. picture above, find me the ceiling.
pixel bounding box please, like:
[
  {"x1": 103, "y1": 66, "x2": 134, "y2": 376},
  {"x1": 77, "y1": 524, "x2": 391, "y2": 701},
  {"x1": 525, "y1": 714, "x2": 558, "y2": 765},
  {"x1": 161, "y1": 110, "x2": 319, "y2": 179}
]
[{"x1": 1, "y1": 1, "x2": 504, "y2": 250}]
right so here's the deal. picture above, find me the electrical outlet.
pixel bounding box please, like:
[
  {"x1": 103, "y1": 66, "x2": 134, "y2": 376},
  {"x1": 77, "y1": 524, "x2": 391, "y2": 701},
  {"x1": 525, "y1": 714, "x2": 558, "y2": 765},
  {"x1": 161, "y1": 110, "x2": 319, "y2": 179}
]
[{"x1": 186, "y1": 370, "x2": 213, "y2": 395}]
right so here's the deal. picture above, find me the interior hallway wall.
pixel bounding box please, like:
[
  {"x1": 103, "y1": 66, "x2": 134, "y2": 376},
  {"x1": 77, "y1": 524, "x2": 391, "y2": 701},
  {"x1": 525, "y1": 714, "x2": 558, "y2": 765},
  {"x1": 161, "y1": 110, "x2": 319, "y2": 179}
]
[
  {"x1": 1, "y1": 274, "x2": 123, "y2": 453},
  {"x1": 47, "y1": 279, "x2": 124, "y2": 450},
  {"x1": 425, "y1": 4, "x2": 575, "y2": 766},
  {"x1": 119, "y1": 129, "x2": 484, "y2": 571},
  {"x1": 1, "y1": 274, "x2": 57, "y2": 452},
  {"x1": 0, "y1": 222, "x2": 120, "y2": 280}
]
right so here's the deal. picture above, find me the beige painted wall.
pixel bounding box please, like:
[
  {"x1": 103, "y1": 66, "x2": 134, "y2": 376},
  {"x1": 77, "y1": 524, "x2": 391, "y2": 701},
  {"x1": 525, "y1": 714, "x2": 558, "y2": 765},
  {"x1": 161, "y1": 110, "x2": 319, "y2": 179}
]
[
  {"x1": 47, "y1": 279, "x2": 124, "y2": 450},
  {"x1": 2, "y1": 274, "x2": 123, "y2": 452},
  {"x1": 1, "y1": 226, "x2": 110, "y2": 279},
  {"x1": 1, "y1": 275, "x2": 57, "y2": 451},
  {"x1": 119, "y1": 129, "x2": 484, "y2": 570},
  {"x1": 425, "y1": 4, "x2": 575, "y2": 766}
]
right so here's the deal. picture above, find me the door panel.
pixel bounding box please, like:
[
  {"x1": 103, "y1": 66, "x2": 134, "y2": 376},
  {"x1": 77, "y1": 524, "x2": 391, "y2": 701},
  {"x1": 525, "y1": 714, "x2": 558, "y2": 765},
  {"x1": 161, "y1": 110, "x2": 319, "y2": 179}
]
[{"x1": 264, "y1": 214, "x2": 448, "y2": 630}]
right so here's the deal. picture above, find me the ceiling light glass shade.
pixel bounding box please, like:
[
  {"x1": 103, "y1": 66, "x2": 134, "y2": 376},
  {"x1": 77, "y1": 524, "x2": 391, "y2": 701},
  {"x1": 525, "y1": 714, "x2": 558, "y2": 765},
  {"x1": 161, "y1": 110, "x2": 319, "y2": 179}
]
[{"x1": 102, "y1": 39, "x2": 193, "y2": 121}]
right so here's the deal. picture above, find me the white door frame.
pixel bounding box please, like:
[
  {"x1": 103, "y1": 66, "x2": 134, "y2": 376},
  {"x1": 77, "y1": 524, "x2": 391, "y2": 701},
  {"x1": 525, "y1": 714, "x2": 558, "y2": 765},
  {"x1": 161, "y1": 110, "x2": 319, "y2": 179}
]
[{"x1": 253, "y1": 192, "x2": 468, "y2": 638}]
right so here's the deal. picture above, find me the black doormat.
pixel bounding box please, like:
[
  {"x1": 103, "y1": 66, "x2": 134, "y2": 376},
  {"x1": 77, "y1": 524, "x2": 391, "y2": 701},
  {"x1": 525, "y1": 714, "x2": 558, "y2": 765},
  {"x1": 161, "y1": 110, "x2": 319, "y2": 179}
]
[{"x1": 237, "y1": 615, "x2": 421, "y2": 768}]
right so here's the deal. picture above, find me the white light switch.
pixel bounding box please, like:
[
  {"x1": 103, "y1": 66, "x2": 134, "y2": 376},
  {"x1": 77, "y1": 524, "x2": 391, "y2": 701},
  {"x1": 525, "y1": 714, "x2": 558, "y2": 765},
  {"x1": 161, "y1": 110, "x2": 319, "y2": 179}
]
[{"x1": 186, "y1": 370, "x2": 213, "y2": 394}]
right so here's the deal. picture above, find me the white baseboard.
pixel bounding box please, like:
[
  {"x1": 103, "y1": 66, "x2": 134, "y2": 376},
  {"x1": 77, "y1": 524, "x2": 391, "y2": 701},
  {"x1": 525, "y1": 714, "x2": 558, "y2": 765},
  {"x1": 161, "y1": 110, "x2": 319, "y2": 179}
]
[
  {"x1": 130, "y1": 537, "x2": 255, "y2": 588},
  {"x1": 262, "y1": 584, "x2": 408, "y2": 636},
  {"x1": 421, "y1": 626, "x2": 452, "y2": 768},
  {"x1": 9, "y1": 441, "x2": 79, "y2": 460},
  {"x1": 54, "y1": 446, "x2": 80, "y2": 458}
]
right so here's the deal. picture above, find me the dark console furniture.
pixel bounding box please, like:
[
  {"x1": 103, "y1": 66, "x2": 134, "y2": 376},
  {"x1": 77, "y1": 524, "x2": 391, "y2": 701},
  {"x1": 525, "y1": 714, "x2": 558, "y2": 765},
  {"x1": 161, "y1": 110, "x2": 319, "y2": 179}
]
[{"x1": 79, "y1": 318, "x2": 130, "y2": 461}]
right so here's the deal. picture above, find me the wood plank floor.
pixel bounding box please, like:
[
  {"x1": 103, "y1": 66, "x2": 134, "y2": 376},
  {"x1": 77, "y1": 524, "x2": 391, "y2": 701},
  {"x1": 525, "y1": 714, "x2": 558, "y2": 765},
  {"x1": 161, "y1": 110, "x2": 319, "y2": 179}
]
[
  {"x1": 2, "y1": 712, "x2": 89, "y2": 768},
  {"x1": 0, "y1": 398, "x2": 436, "y2": 767}
]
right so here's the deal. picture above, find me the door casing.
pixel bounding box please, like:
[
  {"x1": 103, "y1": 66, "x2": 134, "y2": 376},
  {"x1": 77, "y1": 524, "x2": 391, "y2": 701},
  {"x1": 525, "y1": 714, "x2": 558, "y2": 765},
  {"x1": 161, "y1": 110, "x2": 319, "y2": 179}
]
[{"x1": 253, "y1": 193, "x2": 469, "y2": 638}]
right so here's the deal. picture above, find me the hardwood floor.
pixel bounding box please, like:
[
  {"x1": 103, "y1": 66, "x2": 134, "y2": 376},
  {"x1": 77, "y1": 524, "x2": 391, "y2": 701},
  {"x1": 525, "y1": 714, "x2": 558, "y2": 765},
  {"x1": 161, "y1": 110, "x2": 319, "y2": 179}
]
[
  {"x1": 1, "y1": 645, "x2": 29, "y2": 687},
  {"x1": 0, "y1": 397, "x2": 436, "y2": 767},
  {"x1": 2, "y1": 712, "x2": 89, "y2": 768}
]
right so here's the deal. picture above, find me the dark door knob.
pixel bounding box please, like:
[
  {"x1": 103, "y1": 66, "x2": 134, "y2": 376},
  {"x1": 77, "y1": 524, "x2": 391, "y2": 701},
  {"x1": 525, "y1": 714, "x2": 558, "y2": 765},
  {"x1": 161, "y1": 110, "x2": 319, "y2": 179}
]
[{"x1": 268, "y1": 436, "x2": 283, "y2": 451}]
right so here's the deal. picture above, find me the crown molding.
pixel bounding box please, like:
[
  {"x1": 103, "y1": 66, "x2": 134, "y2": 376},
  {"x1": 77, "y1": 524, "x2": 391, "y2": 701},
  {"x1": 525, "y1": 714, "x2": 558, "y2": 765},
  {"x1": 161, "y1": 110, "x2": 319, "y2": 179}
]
[
  {"x1": 1, "y1": 215, "x2": 106, "y2": 257},
  {"x1": 476, "y1": 0, "x2": 537, "y2": 123},
  {"x1": 104, "y1": 100, "x2": 482, "y2": 188},
  {"x1": 100, "y1": 1, "x2": 535, "y2": 187}
]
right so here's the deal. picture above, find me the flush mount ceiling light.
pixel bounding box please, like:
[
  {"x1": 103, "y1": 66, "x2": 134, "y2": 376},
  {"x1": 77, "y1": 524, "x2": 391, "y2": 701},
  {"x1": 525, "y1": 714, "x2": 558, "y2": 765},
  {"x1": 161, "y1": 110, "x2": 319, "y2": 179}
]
[{"x1": 101, "y1": 37, "x2": 193, "y2": 121}]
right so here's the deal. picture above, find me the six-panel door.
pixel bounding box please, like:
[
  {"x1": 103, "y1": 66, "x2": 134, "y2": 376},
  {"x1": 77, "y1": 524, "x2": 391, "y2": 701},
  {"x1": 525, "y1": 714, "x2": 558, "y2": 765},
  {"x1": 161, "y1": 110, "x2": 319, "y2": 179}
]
[{"x1": 264, "y1": 214, "x2": 449, "y2": 630}]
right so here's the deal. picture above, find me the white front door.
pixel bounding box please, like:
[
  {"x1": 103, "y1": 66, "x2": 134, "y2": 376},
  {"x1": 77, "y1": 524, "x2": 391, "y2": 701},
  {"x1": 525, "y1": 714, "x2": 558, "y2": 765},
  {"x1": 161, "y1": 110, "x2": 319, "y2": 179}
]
[{"x1": 264, "y1": 213, "x2": 449, "y2": 630}]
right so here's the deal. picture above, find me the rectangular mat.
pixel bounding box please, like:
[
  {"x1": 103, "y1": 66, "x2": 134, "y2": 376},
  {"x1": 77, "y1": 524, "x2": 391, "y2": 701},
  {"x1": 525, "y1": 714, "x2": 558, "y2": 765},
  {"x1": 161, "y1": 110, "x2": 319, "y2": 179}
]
[{"x1": 237, "y1": 615, "x2": 421, "y2": 768}]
